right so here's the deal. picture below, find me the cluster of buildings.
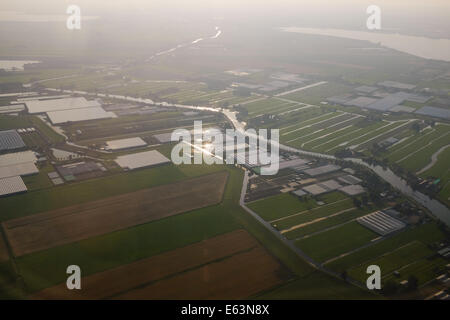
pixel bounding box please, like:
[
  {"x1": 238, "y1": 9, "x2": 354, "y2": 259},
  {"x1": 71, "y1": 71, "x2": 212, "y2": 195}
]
[
  {"x1": 231, "y1": 72, "x2": 308, "y2": 93},
  {"x1": 24, "y1": 96, "x2": 116, "y2": 124},
  {"x1": 327, "y1": 80, "x2": 450, "y2": 120},
  {"x1": 0, "y1": 129, "x2": 39, "y2": 197}
]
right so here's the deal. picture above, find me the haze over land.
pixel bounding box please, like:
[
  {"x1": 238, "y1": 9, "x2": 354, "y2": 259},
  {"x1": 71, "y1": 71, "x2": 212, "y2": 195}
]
[{"x1": 0, "y1": 0, "x2": 449, "y2": 302}]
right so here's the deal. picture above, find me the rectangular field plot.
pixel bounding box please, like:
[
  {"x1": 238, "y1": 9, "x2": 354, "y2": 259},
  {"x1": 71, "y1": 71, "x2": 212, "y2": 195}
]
[
  {"x1": 325, "y1": 223, "x2": 446, "y2": 273},
  {"x1": 346, "y1": 241, "x2": 433, "y2": 283},
  {"x1": 3, "y1": 171, "x2": 228, "y2": 257},
  {"x1": 247, "y1": 192, "x2": 347, "y2": 222},
  {"x1": 283, "y1": 207, "x2": 375, "y2": 240},
  {"x1": 295, "y1": 221, "x2": 378, "y2": 263},
  {"x1": 382, "y1": 256, "x2": 448, "y2": 287},
  {"x1": 386, "y1": 125, "x2": 450, "y2": 164},
  {"x1": 32, "y1": 229, "x2": 264, "y2": 299},
  {"x1": 273, "y1": 198, "x2": 355, "y2": 232},
  {"x1": 247, "y1": 193, "x2": 317, "y2": 221},
  {"x1": 244, "y1": 98, "x2": 301, "y2": 117},
  {"x1": 17, "y1": 202, "x2": 240, "y2": 293},
  {"x1": 113, "y1": 246, "x2": 289, "y2": 300}
]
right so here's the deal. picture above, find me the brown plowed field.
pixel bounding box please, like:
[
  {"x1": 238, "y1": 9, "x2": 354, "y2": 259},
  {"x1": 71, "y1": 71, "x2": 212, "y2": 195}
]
[
  {"x1": 115, "y1": 246, "x2": 288, "y2": 300},
  {"x1": 3, "y1": 171, "x2": 228, "y2": 257},
  {"x1": 32, "y1": 229, "x2": 259, "y2": 299}
]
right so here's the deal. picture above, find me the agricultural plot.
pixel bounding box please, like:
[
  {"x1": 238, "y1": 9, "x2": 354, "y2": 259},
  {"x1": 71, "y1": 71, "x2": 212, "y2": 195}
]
[
  {"x1": 273, "y1": 198, "x2": 355, "y2": 232},
  {"x1": 265, "y1": 107, "x2": 329, "y2": 131},
  {"x1": 32, "y1": 229, "x2": 264, "y2": 299},
  {"x1": 282, "y1": 82, "x2": 353, "y2": 105},
  {"x1": 17, "y1": 200, "x2": 241, "y2": 293},
  {"x1": 243, "y1": 98, "x2": 300, "y2": 118},
  {"x1": 346, "y1": 241, "x2": 434, "y2": 283},
  {"x1": 286, "y1": 114, "x2": 363, "y2": 148},
  {"x1": 283, "y1": 207, "x2": 375, "y2": 240},
  {"x1": 295, "y1": 221, "x2": 378, "y2": 263},
  {"x1": 277, "y1": 111, "x2": 409, "y2": 153},
  {"x1": 382, "y1": 256, "x2": 448, "y2": 286},
  {"x1": 256, "y1": 271, "x2": 377, "y2": 300},
  {"x1": 386, "y1": 125, "x2": 450, "y2": 166},
  {"x1": 113, "y1": 246, "x2": 288, "y2": 300},
  {"x1": 325, "y1": 222, "x2": 446, "y2": 274},
  {"x1": 3, "y1": 171, "x2": 228, "y2": 256},
  {"x1": 384, "y1": 125, "x2": 450, "y2": 172},
  {"x1": 314, "y1": 121, "x2": 387, "y2": 153},
  {"x1": 247, "y1": 193, "x2": 317, "y2": 221},
  {"x1": 247, "y1": 192, "x2": 347, "y2": 222}
]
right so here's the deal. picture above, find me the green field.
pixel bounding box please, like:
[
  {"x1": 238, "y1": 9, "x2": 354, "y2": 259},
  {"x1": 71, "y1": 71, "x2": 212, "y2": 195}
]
[
  {"x1": 0, "y1": 163, "x2": 225, "y2": 221},
  {"x1": 247, "y1": 192, "x2": 347, "y2": 222},
  {"x1": 326, "y1": 223, "x2": 446, "y2": 273},
  {"x1": 247, "y1": 193, "x2": 317, "y2": 221},
  {"x1": 347, "y1": 241, "x2": 434, "y2": 283},
  {"x1": 383, "y1": 256, "x2": 448, "y2": 286},
  {"x1": 295, "y1": 221, "x2": 378, "y2": 263},
  {"x1": 273, "y1": 198, "x2": 355, "y2": 231},
  {"x1": 16, "y1": 203, "x2": 240, "y2": 292},
  {"x1": 283, "y1": 207, "x2": 376, "y2": 240},
  {"x1": 256, "y1": 271, "x2": 378, "y2": 300}
]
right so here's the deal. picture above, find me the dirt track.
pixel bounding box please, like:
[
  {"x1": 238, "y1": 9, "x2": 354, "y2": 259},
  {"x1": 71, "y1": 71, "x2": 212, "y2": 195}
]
[{"x1": 3, "y1": 171, "x2": 228, "y2": 257}]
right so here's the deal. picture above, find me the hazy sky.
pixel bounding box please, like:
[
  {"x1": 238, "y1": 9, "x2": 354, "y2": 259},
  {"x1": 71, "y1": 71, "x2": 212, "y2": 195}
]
[
  {"x1": 1, "y1": 0, "x2": 449, "y2": 14},
  {"x1": 0, "y1": 0, "x2": 448, "y2": 37}
]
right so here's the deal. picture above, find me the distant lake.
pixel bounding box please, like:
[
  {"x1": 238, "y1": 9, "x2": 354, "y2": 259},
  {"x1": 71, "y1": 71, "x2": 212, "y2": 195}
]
[
  {"x1": 281, "y1": 27, "x2": 450, "y2": 62},
  {"x1": 0, "y1": 60, "x2": 41, "y2": 71}
]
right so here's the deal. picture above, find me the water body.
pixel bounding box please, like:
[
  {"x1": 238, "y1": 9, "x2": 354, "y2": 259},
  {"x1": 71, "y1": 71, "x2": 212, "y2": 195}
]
[
  {"x1": 146, "y1": 26, "x2": 222, "y2": 62},
  {"x1": 349, "y1": 158, "x2": 450, "y2": 226},
  {"x1": 0, "y1": 60, "x2": 40, "y2": 71},
  {"x1": 281, "y1": 27, "x2": 450, "y2": 62}
]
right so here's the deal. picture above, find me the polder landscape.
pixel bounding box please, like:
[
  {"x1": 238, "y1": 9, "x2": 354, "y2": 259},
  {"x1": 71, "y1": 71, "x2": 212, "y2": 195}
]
[{"x1": 0, "y1": 1, "x2": 449, "y2": 301}]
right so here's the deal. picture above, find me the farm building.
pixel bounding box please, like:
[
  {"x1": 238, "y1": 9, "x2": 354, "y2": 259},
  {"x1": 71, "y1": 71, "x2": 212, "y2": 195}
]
[
  {"x1": 304, "y1": 164, "x2": 341, "y2": 177},
  {"x1": 415, "y1": 106, "x2": 450, "y2": 120},
  {"x1": 337, "y1": 174, "x2": 363, "y2": 185},
  {"x1": 25, "y1": 97, "x2": 100, "y2": 114},
  {"x1": 355, "y1": 85, "x2": 378, "y2": 94},
  {"x1": 115, "y1": 150, "x2": 171, "y2": 170},
  {"x1": 339, "y1": 184, "x2": 365, "y2": 196},
  {"x1": 24, "y1": 97, "x2": 116, "y2": 124},
  {"x1": 364, "y1": 92, "x2": 412, "y2": 112},
  {"x1": 105, "y1": 137, "x2": 147, "y2": 151},
  {"x1": 357, "y1": 211, "x2": 406, "y2": 236},
  {"x1": 0, "y1": 151, "x2": 38, "y2": 179},
  {"x1": 0, "y1": 176, "x2": 27, "y2": 197},
  {"x1": 377, "y1": 81, "x2": 416, "y2": 91},
  {"x1": 47, "y1": 107, "x2": 116, "y2": 124},
  {"x1": 302, "y1": 179, "x2": 342, "y2": 196},
  {"x1": 0, "y1": 130, "x2": 26, "y2": 152},
  {"x1": 56, "y1": 161, "x2": 106, "y2": 181},
  {"x1": 343, "y1": 96, "x2": 378, "y2": 108}
]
